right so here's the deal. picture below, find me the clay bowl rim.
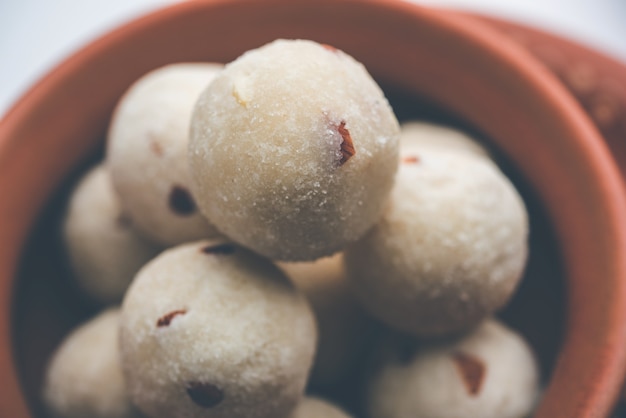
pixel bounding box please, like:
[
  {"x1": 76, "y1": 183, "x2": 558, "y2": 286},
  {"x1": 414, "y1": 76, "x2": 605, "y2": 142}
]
[{"x1": 1, "y1": 0, "x2": 626, "y2": 417}]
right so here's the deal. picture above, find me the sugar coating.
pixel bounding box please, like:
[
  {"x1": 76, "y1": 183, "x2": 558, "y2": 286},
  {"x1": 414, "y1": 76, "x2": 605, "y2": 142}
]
[
  {"x1": 43, "y1": 309, "x2": 141, "y2": 418},
  {"x1": 63, "y1": 165, "x2": 161, "y2": 304},
  {"x1": 120, "y1": 240, "x2": 317, "y2": 418},
  {"x1": 400, "y1": 121, "x2": 490, "y2": 160},
  {"x1": 368, "y1": 319, "x2": 539, "y2": 418},
  {"x1": 278, "y1": 253, "x2": 373, "y2": 386},
  {"x1": 189, "y1": 39, "x2": 400, "y2": 261},
  {"x1": 345, "y1": 150, "x2": 528, "y2": 336},
  {"x1": 107, "y1": 63, "x2": 223, "y2": 246},
  {"x1": 289, "y1": 397, "x2": 352, "y2": 418}
]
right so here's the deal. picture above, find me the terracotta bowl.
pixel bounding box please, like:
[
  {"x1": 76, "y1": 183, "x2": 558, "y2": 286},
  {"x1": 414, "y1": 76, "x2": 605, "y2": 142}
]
[
  {"x1": 469, "y1": 13, "x2": 626, "y2": 185},
  {"x1": 1, "y1": 0, "x2": 626, "y2": 417}
]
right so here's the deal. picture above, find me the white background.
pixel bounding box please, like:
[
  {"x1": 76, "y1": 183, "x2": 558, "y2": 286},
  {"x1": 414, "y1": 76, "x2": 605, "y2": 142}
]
[{"x1": 1, "y1": 0, "x2": 625, "y2": 118}]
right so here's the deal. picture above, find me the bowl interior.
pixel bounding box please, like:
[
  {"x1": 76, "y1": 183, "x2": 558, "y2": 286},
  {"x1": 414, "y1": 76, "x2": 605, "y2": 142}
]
[
  {"x1": 12, "y1": 88, "x2": 566, "y2": 417},
  {"x1": 2, "y1": 0, "x2": 625, "y2": 416}
]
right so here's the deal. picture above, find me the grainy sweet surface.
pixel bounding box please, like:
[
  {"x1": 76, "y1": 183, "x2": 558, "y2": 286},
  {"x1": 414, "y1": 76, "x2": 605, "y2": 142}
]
[
  {"x1": 120, "y1": 240, "x2": 317, "y2": 418},
  {"x1": 189, "y1": 39, "x2": 400, "y2": 261},
  {"x1": 400, "y1": 121, "x2": 490, "y2": 160},
  {"x1": 63, "y1": 165, "x2": 161, "y2": 304},
  {"x1": 368, "y1": 320, "x2": 539, "y2": 418},
  {"x1": 289, "y1": 397, "x2": 352, "y2": 418},
  {"x1": 345, "y1": 149, "x2": 528, "y2": 336},
  {"x1": 107, "y1": 63, "x2": 223, "y2": 246},
  {"x1": 278, "y1": 253, "x2": 373, "y2": 386},
  {"x1": 43, "y1": 309, "x2": 141, "y2": 418}
]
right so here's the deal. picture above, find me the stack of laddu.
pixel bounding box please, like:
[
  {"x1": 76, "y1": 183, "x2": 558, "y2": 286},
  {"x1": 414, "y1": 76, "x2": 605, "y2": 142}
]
[{"x1": 44, "y1": 39, "x2": 539, "y2": 418}]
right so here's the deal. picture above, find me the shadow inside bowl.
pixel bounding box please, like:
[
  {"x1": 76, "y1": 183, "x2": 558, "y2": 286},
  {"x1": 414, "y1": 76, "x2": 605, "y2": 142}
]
[{"x1": 11, "y1": 86, "x2": 566, "y2": 417}]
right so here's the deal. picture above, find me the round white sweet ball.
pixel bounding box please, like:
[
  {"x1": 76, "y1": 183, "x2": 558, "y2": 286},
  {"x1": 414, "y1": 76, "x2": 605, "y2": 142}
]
[
  {"x1": 63, "y1": 165, "x2": 160, "y2": 304},
  {"x1": 189, "y1": 39, "x2": 400, "y2": 261},
  {"x1": 43, "y1": 309, "x2": 141, "y2": 418},
  {"x1": 400, "y1": 121, "x2": 490, "y2": 160},
  {"x1": 120, "y1": 240, "x2": 317, "y2": 418},
  {"x1": 345, "y1": 150, "x2": 528, "y2": 336},
  {"x1": 368, "y1": 319, "x2": 540, "y2": 418},
  {"x1": 107, "y1": 63, "x2": 223, "y2": 246},
  {"x1": 278, "y1": 253, "x2": 373, "y2": 386},
  {"x1": 290, "y1": 397, "x2": 352, "y2": 418}
]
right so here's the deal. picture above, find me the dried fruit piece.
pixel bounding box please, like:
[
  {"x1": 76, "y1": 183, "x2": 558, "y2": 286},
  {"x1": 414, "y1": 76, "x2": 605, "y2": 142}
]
[
  {"x1": 321, "y1": 43, "x2": 338, "y2": 52},
  {"x1": 338, "y1": 121, "x2": 356, "y2": 165},
  {"x1": 168, "y1": 185, "x2": 196, "y2": 216},
  {"x1": 201, "y1": 244, "x2": 236, "y2": 255},
  {"x1": 156, "y1": 309, "x2": 187, "y2": 327},
  {"x1": 402, "y1": 155, "x2": 419, "y2": 164},
  {"x1": 116, "y1": 212, "x2": 133, "y2": 229},
  {"x1": 150, "y1": 140, "x2": 164, "y2": 157},
  {"x1": 452, "y1": 351, "x2": 486, "y2": 396},
  {"x1": 186, "y1": 382, "x2": 224, "y2": 408}
]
